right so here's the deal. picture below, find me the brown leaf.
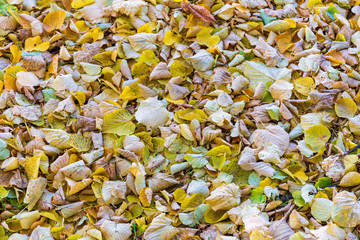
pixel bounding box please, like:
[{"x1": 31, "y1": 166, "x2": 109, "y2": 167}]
[
  {"x1": 181, "y1": 1, "x2": 218, "y2": 24},
  {"x1": 10, "y1": 170, "x2": 28, "y2": 188},
  {"x1": 309, "y1": 92, "x2": 336, "y2": 111},
  {"x1": 0, "y1": 169, "x2": 12, "y2": 187},
  {"x1": 62, "y1": 0, "x2": 73, "y2": 10}
]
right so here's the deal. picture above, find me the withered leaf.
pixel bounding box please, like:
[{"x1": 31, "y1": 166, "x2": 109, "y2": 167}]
[{"x1": 181, "y1": 1, "x2": 218, "y2": 24}]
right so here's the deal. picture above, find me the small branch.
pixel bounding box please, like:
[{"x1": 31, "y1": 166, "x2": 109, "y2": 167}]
[
  {"x1": 267, "y1": 200, "x2": 293, "y2": 217},
  {"x1": 343, "y1": 143, "x2": 360, "y2": 155},
  {"x1": 333, "y1": 145, "x2": 344, "y2": 155},
  {"x1": 284, "y1": 202, "x2": 295, "y2": 219}
]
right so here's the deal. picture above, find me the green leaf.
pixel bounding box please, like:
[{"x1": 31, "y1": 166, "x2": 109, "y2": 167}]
[
  {"x1": 271, "y1": 171, "x2": 288, "y2": 180},
  {"x1": 260, "y1": 9, "x2": 276, "y2": 25},
  {"x1": 194, "y1": 204, "x2": 209, "y2": 223},
  {"x1": 325, "y1": 5, "x2": 339, "y2": 21},
  {"x1": 261, "y1": 90, "x2": 274, "y2": 102},
  {"x1": 222, "y1": 161, "x2": 251, "y2": 185},
  {"x1": 239, "y1": 51, "x2": 255, "y2": 61},
  {"x1": 42, "y1": 89, "x2": 57, "y2": 102},
  {"x1": 315, "y1": 177, "x2": 332, "y2": 189},
  {"x1": 248, "y1": 172, "x2": 261, "y2": 186},
  {"x1": 292, "y1": 190, "x2": 309, "y2": 208},
  {"x1": 22, "y1": 50, "x2": 42, "y2": 57},
  {"x1": 0, "y1": 149, "x2": 10, "y2": 160},
  {"x1": 184, "y1": 153, "x2": 208, "y2": 168},
  {"x1": 179, "y1": 213, "x2": 197, "y2": 227},
  {"x1": 250, "y1": 187, "x2": 266, "y2": 204},
  {"x1": 0, "y1": 0, "x2": 17, "y2": 16},
  {"x1": 266, "y1": 105, "x2": 280, "y2": 121},
  {"x1": 311, "y1": 198, "x2": 333, "y2": 221},
  {"x1": 0, "y1": 139, "x2": 6, "y2": 149}
]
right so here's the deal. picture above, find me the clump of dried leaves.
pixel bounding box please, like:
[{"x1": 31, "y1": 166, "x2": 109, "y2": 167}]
[{"x1": 1, "y1": 0, "x2": 360, "y2": 239}]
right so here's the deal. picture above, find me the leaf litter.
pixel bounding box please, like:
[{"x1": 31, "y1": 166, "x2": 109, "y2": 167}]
[{"x1": 0, "y1": 0, "x2": 360, "y2": 239}]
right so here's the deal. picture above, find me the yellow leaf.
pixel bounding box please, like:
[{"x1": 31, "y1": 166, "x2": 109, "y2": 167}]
[
  {"x1": 204, "y1": 208, "x2": 228, "y2": 223},
  {"x1": 102, "y1": 109, "x2": 136, "y2": 136},
  {"x1": 324, "y1": 49, "x2": 345, "y2": 65},
  {"x1": 24, "y1": 36, "x2": 50, "y2": 52},
  {"x1": 24, "y1": 155, "x2": 41, "y2": 179},
  {"x1": 293, "y1": 170, "x2": 309, "y2": 185},
  {"x1": 196, "y1": 28, "x2": 220, "y2": 47},
  {"x1": 72, "y1": 0, "x2": 94, "y2": 9},
  {"x1": 335, "y1": 98, "x2": 357, "y2": 119},
  {"x1": 294, "y1": 77, "x2": 315, "y2": 96},
  {"x1": 304, "y1": 125, "x2": 331, "y2": 152},
  {"x1": 138, "y1": 50, "x2": 159, "y2": 66},
  {"x1": 339, "y1": 172, "x2": 360, "y2": 187},
  {"x1": 68, "y1": 134, "x2": 92, "y2": 152},
  {"x1": 169, "y1": 60, "x2": 193, "y2": 78},
  {"x1": 250, "y1": 230, "x2": 272, "y2": 240},
  {"x1": 131, "y1": 62, "x2": 151, "y2": 78},
  {"x1": 336, "y1": 33, "x2": 346, "y2": 41},
  {"x1": 48, "y1": 54, "x2": 59, "y2": 74},
  {"x1": 181, "y1": 193, "x2": 205, "y2": 212},
  {"x1": 43, "y1": 10, "x2": 66, "y2": 32},
  {"x1": 75, "y1": 20, "x2": 89, "y2": 32},
  {"x1": 120, "y1": 85, "x2": 140, "y2": 101},
  {"x1": 283, "y1": 166, "x2": 309, "y2": 185},
  {"x1": 4, "y1": 66, "x2": 25, "y2": 90},
  {"x1": 344, "y1": 155, "x2": 358, "y2": 173},
  {"x1": 314, "y1": 191, "x2": 328, "y2": 199},
  {"x1": 276, "y1": 33, "x2": 294, "y2": 53},
  {"x1": 137, "y1": 23, "x2": 154, "y2": 33},
  {"x1": 23, "y1": 177, "x2": 47, "y2": 210},
  {"x1": 284, "y1": 18, "x2": 297, "y2": 28},
  {"x1": 174, "y1": 188, "x2": 186, "y2": 203},
  {"x1": 259, "y1": 178, "x2": 272, "y2": 188},
  {"x1": 0, "y1": 186, "x2": 9, "y2": 198},
  {"x1": 10, "y1": 45, "x2": 21, "y2": 63},
  {"x1": 164, "y1": 31, "x2": 182, "y2": 46},
  {"x1": 40, "y1": 210, "x2": 61, "y2": 222},
  {"x1": 51, "y1": 226, "x2": 65, "y2": 239},
  {"x1": 93, "y1": 51, "x2": 114, "y2": 66},
  {"x1": 174, "y1": 108, "x2": 208, "y2": 123},
  {"x1": 72, "y1": 91, "x2": 87, "y2": 105},
  {"x1": 77, "y1": 27, "x2": 104, "y2": 44},
  {"x1": 307, "y1": 0, "x2": 322, "y2": 9},
  {"x1": 139, "y1": 187, "x2": 153, "y2": 207},
  {"x1": 67, "y1": 178, "x2": 93, "y2": 195}
]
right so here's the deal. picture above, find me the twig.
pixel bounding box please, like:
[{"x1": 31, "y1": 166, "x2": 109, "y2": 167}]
[
  {"x1": 173, "y1": 102, "x2": 195, "y2": 108},
  {"x1": 284, "y1": 202, "x2": 295, "y2": 219},
  {"x1": 333, "y1": 145, "x2": 344, "y2": 155},
  {"x1": 343, "y1": 143, "x2": 360, "y2": 155},
  {"x1": 267, "y1": 200, "x2": 293, "y2": 217}
]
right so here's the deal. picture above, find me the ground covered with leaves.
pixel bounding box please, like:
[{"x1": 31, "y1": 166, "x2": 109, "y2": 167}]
[{"x1": 1, "y1": 0, "x2": 360, "y2": 239}]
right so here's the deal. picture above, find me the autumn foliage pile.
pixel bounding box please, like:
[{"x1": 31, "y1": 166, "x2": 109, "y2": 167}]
[{"x1": 1, "y1": 0, "x2": 360, "y2": 239}]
